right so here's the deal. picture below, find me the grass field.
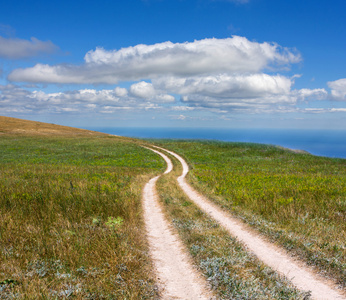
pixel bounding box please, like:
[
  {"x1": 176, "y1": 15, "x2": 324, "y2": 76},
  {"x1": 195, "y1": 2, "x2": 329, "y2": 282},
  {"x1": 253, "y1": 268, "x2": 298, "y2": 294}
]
[
  {"x1": 0, "y1": 118, "x2": 165, "y2": 299},
  {"x1": 156, "y1": 160, "x2": 308, "y2": 299},
  {"x1": 153, "y1": 140, "x2": 346, "y2": 288},
  {"x1": 1, "y1": 116, "x2": 345, "y2": 298}
]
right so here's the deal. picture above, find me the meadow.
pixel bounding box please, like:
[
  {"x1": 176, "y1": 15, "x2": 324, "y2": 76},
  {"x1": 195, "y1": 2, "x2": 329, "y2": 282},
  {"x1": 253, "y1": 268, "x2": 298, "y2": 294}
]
[
  {"x1": 156, "y1": 161, "x2": 308, "y2": 299},
  {"x1": 153, "y1": 140, "x2": 346, "y2": 288},
  {"x1": 1, "y1": 116, "x2": 344, "y2": 298},
  {"x1": 0, "y1": 128, "x2": 164, "y2": 299}
]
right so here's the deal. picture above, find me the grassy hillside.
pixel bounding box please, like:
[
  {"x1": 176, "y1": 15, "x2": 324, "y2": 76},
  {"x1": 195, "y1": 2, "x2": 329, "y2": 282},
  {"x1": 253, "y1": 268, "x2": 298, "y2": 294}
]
[
  {"x1": 1, "y1": 117, "x2": 344, "y2": 298},
  {"x1": 0, "y1": 117, "x2": 164, "y2": 299},
  {"x1": 153, "y1": 140, "x2": 346, "y2": 288},
  {"x1": 0, "y1": 116, "x2": 105, "y2": 136}
]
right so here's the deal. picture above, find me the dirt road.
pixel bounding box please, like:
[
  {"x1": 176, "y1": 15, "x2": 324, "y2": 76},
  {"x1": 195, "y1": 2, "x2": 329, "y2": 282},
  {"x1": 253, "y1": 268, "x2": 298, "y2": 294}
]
[
  {"x1": 153, "y1": 145, "x2": 345, "y2": 300},
  {"x1": 142, "y1": 147, "x2": 213, "y2": 299}
]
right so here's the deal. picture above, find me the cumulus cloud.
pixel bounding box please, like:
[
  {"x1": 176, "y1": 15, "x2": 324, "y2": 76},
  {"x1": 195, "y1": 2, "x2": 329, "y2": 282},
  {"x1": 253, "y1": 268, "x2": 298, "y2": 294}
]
[
  {"x1": 328, "y1": 78, "x2": 346, "y2": 100},
  {"x1": 129, "y1": 81, "x2": 156, "y2": 99},
  {"x1": 293, "y1": 88, "x2": 327, "y2": 101},
  {"x1": 114, "y1": 86, "x2": 128, "y2": 97},
  {"x1": 0, "y1": 36, "x2": 58, "y2": 59},
  {"x1": 151, "y1": 73, "x2": 328, "y2": 112},
  {"x1": 0, "y1": 82, "x2": 342, "y2": 116},
  {"x1": 8, "y1": 36, "x2": 300, "y2": 84},
  {"x1": 5, "y1": 34, "x2": 338, "y2": 118},
  {"x1": 129, "y1": 81, "x2": 175, "y2": 102},
  {"x1": 153, "y1": 74, "x2": 292, "y2": 99},
  {"x1": 0, "y1": 84, "x2": 31, "y2": 100},
  {"x1": 0, "y1": 83, "x2": 174, "y2": 115}
]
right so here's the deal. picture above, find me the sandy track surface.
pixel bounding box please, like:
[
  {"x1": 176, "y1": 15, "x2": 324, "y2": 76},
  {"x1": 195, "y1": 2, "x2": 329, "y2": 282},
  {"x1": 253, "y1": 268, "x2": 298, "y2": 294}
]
[
  {"x1": 142, "y1": 147, "x2": 213, "y2": 299},
  {"x1": 154, "y1": 146, "x2": 345, "y2": 300}
]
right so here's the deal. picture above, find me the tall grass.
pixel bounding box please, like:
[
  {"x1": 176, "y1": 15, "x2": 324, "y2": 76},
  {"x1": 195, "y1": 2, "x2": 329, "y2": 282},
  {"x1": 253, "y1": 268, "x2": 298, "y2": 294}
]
[
  {"x1": 0, "y1": 135, "x2": 164, "y2": 299},
  {"x1": 153, "y1": 140, "x2": 346, "y2": 287}
]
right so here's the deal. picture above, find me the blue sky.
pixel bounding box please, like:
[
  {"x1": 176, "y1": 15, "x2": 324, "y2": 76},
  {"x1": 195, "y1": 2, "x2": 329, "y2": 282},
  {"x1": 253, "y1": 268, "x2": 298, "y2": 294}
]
[{"x1": 0, "y1": 0, "x2": 345, "y2": 129}]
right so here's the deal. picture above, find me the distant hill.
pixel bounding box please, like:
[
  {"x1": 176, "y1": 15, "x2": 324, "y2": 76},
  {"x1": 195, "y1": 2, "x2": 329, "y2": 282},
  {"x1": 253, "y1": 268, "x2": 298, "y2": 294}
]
[{"x1": 0, "y1": 116, "x2": 105, "y2": 136}]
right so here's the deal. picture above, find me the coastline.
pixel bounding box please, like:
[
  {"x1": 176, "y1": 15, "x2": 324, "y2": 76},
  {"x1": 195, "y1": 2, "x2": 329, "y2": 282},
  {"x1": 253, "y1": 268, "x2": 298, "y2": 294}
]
[{"x1": 84, "y1": 127, "x2": 346, "y2": 159}]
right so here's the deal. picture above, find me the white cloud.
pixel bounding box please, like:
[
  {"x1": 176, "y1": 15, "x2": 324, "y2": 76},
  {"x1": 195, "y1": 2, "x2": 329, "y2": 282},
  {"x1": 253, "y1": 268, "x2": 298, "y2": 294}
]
[
  {"x1": 129, "y1": 81, "x2": 156, "y2": 99},
  {"x1": 328, "y1": 78, "x2": 346, "y2": 100},
  {"x1": 330, "y1": 108, "x2": 346, "y2": 112},
  {"x1": 0, "y1": 36, "x2": 58, "y2": 59},
  {"x1": 8, "y1": 36, "x2": 300, "y2": 84},
  {"x1": 155, "y1": 73, "x2": 293, "y2": 112},
  {"x1": 129, "y1": 81, "x2": 175, "y2": 102},
  {"x1": 0, "y1": 84, "x2": 31, "y2": 100},
  {"x1": 0, "y1": 82, "x2": 343, "y2": 117},
  {"x1": 303, "y1": 108, "x2": 325, "y2": 113},
  {"x1": 153, "y1": 73, "x2": 292, "y2": 99},
  {"x1": 0, "y1": 84, "x2": 174, "y2": 115},
  {"x1": 59, "y1": 107, "x2": 79, "y2": 112},
  {"x1": 171, "y1": 106, "x2": 195, "y2": 111},
  {"x1": 114, "y1": 86, "x2": 128, "y2": 97},
  {"x1": 155, "y1": 94, "x2": 175, "y2": 102},
  {"x1": 153, "y1": 74, "x2": 328, "y2": 113},
  {"x1": 293, "y1": 88, "x2": 327, "y2": 100}
]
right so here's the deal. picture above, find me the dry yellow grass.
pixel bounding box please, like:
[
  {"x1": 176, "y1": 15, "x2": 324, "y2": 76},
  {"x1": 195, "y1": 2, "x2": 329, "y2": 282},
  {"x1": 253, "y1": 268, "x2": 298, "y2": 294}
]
[
  {"x1": 0, "y1": 116, "x2": 106, "y2": 136},
  {"x1": 0, "y1": 116, "x2": 164, "y2": 298}
]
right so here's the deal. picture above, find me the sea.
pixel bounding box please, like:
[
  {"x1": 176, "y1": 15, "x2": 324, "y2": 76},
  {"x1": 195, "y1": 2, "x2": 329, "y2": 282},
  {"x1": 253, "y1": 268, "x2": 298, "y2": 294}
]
[{"x1": 86, "y1": 127, "x2": 346, "y2": 159}]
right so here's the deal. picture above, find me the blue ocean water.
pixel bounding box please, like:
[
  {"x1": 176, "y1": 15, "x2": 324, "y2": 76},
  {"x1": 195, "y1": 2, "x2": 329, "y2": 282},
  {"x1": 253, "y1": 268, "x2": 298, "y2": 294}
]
[{"x1": 87, "y1": 127, "x2": 346, "y2": 159}]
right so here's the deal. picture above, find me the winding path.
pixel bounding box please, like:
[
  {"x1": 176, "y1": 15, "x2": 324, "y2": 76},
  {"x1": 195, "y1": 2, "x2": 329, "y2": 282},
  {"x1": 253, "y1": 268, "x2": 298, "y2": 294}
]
[
  {"x1": 142, "y1": 147, "x2": 213, "y2": 299},
  {"x1": 153, "y1": 145, "x2": 345, "y2": 300}
]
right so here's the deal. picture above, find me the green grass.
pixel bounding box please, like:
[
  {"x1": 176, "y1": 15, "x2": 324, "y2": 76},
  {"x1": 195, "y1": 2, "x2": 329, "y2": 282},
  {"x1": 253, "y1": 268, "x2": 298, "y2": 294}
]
[
  {"x1": 156, "y1": 168, "x2": 308, "y2": 299},
  {"x1": 152, "y1": 140, "x2": 346, "y2": 287},
  {"x1": 0, "y1": 135, "x2": 164, "y2": 299},
  {"x1": 1, "y1": 118, "x2": 344, "y2": 298}
]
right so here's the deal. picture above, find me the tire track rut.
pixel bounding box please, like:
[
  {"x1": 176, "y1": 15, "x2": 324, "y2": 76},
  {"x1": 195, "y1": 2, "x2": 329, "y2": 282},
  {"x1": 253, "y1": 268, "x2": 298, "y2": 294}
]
[
  {"x1": 153, "y1": 145, "x2": 345, "y2": 300},
  {"x1": 142, "y1": 147, "x2": 213, "y2": 299}
]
